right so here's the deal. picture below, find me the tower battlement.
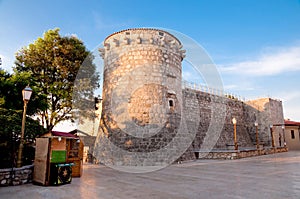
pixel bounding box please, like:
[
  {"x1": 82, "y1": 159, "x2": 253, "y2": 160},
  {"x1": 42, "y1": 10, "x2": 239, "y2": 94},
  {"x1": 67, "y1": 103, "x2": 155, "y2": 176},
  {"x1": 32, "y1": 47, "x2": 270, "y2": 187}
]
[{"x1": 99, "y1": 28, "x2": 185, "y2": 60}]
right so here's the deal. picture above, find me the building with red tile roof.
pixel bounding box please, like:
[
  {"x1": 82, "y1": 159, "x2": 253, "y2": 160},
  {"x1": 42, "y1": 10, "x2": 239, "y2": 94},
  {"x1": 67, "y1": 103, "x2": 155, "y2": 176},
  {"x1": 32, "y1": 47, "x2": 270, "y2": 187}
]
[{"x1": 284, "y1": 119, "x2": 300, "y2": 150}]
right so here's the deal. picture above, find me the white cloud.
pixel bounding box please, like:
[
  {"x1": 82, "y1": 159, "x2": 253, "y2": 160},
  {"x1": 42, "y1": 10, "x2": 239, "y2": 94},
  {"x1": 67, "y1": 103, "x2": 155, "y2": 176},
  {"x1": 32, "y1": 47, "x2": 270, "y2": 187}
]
[
  {"x1": 223, "y1": 84, "x2": 256, "y2": 91},
  {"x1": 283, "y1": 101, "x2": 300, "y2": 122},
  {"x1": 274, "y1": 91, "x2": 300, "y2": 121},
  {"x1": 224, "y1": 84, "x2": 237, "y2": 90},
  {"x1": 280, "y1": 91, "x2": 300, "y2": 102},
  {"x1": 92, "y1": 11, "x2": 130, "y2": 31},
  {"x1": 219, "y1": 45, "x2": 300, "y2": 76},
  {"x1": 0, "y1": 53, "x2": 14, "y2": 73}
]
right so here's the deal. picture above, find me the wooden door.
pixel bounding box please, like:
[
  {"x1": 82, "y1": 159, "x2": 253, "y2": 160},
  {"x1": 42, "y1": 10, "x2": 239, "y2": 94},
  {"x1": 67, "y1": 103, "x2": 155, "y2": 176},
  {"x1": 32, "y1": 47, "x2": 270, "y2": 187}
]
[
  {"x1": 66, "y1": 139, "x2": 84, "y2": 177},
  {"x1": 33, "y1": 138, "x2": 50, "y2": 185}
]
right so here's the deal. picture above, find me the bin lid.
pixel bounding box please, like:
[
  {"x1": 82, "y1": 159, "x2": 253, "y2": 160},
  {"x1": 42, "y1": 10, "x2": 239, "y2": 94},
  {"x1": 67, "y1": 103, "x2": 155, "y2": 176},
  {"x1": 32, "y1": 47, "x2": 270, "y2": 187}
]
[{"x1": 55, "y1": 163, "x2": 75, "y2": 167}]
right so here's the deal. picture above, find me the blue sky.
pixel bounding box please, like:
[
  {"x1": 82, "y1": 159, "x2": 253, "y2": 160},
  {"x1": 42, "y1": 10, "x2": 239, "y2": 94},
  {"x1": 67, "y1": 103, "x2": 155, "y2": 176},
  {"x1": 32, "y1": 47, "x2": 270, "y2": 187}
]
[{"x1": 1, "y1": 0, "x2": 300, "y2": 121}]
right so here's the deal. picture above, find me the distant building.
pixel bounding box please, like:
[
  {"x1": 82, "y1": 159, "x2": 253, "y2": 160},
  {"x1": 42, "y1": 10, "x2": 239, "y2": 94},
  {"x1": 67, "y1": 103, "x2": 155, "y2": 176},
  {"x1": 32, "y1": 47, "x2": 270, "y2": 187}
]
[{"x1": 284, "y1": 120, "x2": 300, "y2": 150}]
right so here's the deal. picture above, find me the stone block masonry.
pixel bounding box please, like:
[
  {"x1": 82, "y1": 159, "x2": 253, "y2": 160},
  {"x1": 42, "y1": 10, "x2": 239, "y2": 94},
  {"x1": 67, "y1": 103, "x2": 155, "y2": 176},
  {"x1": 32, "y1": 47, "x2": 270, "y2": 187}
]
[
  {"x1": 94, "y1": 28, "x2": 285, "y2": 165},
  {"x1": 183, "y1": 88, "x2": 255, "y2": 150},
  {"x1": 94, "y1": 28, "x2": 187, "y2": 167},
  {"x1": 246, "y1": 98, "x2": 284, "y2": 147},
  {"x1": 181, "y1": 87, "x2": 285, "y2": 161},
  {"x1": 197, "y1": 147, "x2": 288, "y2": 160},
  {"x1": 0, "y1": 165, "x2": 33, "y2": 186}
]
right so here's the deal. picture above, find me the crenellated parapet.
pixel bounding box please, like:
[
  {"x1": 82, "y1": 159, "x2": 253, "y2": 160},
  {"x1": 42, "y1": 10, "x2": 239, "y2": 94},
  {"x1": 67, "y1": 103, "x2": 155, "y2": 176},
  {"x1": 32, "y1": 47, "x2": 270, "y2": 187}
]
[{"x1": 99, "y1": 28, "x2": 186, "y2": 60}]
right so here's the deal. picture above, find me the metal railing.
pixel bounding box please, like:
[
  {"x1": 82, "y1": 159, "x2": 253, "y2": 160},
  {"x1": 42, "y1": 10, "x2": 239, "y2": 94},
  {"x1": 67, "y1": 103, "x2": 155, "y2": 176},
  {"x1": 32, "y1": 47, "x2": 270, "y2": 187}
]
[{"x1": 182, "y1": 80, "x2": 246, "y2": 102}]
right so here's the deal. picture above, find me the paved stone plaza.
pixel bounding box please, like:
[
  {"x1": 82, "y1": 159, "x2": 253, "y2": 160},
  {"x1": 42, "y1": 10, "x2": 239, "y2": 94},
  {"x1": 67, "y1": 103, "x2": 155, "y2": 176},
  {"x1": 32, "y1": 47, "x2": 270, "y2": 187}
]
[{"x1": 1, "y1": 151, "x2": 300, "y2": 199}]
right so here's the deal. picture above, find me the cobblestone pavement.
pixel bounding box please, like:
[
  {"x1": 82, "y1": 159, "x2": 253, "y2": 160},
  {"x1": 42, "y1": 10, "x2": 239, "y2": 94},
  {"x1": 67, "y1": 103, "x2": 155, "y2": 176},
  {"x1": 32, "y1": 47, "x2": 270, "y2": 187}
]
[{"x1": 1, "y1": 151, "x2": 300, "y2": 199}]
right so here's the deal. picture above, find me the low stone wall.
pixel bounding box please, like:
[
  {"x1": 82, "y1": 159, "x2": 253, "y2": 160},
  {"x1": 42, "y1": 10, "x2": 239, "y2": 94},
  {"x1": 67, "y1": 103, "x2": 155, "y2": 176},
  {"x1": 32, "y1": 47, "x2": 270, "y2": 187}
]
[
  {"x1": 0, "y1": 165, "x2": 33, "y2": 186},
  {"x1": 195, "y1": 147, "x2": 288, "y2": 160}
]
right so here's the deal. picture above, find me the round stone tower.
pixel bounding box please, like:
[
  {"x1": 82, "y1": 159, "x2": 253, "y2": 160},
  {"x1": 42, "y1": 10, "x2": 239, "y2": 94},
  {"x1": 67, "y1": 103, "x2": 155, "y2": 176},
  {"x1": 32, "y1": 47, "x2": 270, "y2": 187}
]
[{"x1": 94, "y1": 28, "x2": 185, "y2": 167}]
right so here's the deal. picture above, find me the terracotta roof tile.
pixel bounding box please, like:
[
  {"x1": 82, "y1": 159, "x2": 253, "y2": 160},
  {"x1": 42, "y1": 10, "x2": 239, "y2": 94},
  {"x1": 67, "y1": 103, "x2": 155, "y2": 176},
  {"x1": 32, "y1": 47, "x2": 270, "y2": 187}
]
[{"x1": 284, "y1": 120, "x2": 300, "y2": 126}]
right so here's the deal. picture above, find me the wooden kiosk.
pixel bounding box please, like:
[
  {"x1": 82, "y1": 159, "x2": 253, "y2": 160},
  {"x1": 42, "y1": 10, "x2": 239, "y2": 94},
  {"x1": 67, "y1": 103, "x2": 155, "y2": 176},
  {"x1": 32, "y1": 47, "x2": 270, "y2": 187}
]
[{"x1": 33, "y1": 131, "x2": 83, "y2": 186}]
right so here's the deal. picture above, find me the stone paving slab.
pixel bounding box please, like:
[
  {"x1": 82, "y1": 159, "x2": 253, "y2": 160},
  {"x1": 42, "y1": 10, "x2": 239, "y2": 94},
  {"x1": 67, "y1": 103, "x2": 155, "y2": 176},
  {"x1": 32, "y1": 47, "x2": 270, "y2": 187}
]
[{"x1": 0, "y1": 151, "x2": 300, "y2": 199}]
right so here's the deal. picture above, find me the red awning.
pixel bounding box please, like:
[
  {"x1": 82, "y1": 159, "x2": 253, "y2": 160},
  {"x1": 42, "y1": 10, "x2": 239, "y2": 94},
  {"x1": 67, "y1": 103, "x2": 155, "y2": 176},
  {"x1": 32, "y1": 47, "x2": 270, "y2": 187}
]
[{"x1": 51, "y1": 131, "x2": 78, "y2": 138}]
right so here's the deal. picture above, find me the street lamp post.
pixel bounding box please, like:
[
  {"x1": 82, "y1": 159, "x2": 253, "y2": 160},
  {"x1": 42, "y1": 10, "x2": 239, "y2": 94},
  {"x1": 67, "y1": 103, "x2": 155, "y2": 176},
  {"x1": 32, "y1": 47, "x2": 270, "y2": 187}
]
[
  {"x1": 232, "y1": 117, "x2": 238, "y2": 150},
  {"x1": 282, "y1": 125, "x2": 286, "y2": 147},
  {"x1": 255, "y1": 121, "x2": 259, "y2": 150},
  {"x1": 270, "y1": 124, "x2": 275, "y2": 148},
  {"x1": 16, "y1": 86, "x2": 32, "y2": 168}
]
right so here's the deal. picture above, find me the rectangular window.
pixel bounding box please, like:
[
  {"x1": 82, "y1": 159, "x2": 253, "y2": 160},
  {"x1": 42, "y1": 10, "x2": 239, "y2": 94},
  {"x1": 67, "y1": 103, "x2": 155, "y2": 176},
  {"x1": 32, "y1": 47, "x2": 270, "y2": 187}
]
[
  {"x1": 291, "y1": 130, "x2": 295, "y2": 139},
  {"x1": 169, "y1": 100, "x2": 174, "y2": 107}
]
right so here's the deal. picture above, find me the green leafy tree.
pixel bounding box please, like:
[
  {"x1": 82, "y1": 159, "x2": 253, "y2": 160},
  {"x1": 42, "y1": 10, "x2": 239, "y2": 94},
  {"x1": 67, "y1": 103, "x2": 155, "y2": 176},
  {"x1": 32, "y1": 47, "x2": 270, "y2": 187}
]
[
  {"x1": 15, "y1": 28, "x2": 99, "y2": 131},
  {"x1": 0, "y1": 69, "x2": 46, "y2": 168},
  {"x1": 0, "y1": 69, "x2": 48, "y2": 115},
  {"x1": 0, "y1": 108, "x2": 46, "y2": 168}
]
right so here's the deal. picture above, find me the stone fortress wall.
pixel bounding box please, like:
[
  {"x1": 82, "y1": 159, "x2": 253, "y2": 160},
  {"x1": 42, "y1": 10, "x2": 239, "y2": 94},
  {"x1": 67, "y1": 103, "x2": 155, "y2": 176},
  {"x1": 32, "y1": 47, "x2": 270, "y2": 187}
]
[
  {"x1": 94, "y1": 28, "x2": 284, "y2": 164},
  {"x1": 181, "y1": 86, "x2": 284, "y2": 160}
]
